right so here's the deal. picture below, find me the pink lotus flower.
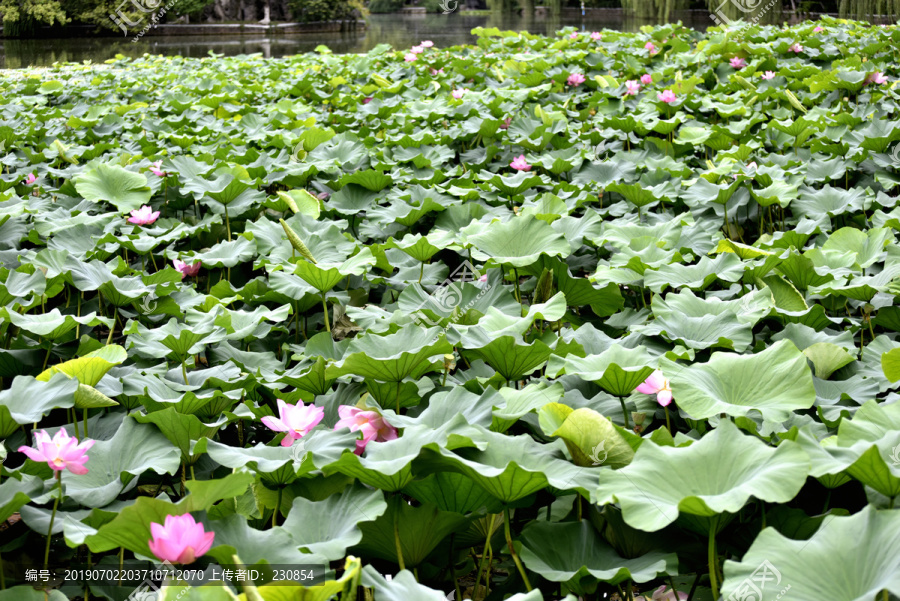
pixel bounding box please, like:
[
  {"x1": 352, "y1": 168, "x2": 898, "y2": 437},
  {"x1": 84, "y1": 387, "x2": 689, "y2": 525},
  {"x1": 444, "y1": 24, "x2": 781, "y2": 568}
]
[
  {"x1": 173, "y1": 259, "x2": 201, "y2": 279},
  {"x1": 636, "y1": 369, "x2": 673, "y2": 407},
  {"x1": 149, "y1": 161, "x2": 166, "y2": 177},
  {"x1": 789, "y1": 43, "x2": 803, "y2": 53},
  {"x1": 761, "y1": 71, "x2": 776, "y2": 80},
  {"x1": 745, "y1": 161, "x2": 758, "y2": 171},
  {"x1": 430, "y1": 68, "x2": 445, "y2": 75},
  {"x1": 363, "y1": 97, "x2": 372, "y2": 104},
  {"x1": 334, "y1": 406, "x2": 398, "y2": 455},
  {"x1": 625, "y1": 80, "x2": 641, "y2": 95},
  {"x1": 657, "y1": 89, "x2": 677, "y2": 103},
  {"x1": 814, "y1": 26, "x2": 824, "y2": 32},
  {"x1": 316, "y1": 191, "x2": 330, "y2": 201},
  {"x1": 635, "y1": 586, "x2": 688, "y2": 601},
  {"x1": 499, "y1": 117, "x2": 512, "y2": 130},
  {"x1": 730, "y1": 57, "x2": 747, "y2": 69},
  {"x1": 18, "y1": 430, "x2": 94, "y2": 475},
  {"x1": 569, "y1": 32, "x2": 578, "y2": 39},
  {"x1": 641, "y1": 73, "x2": 653, "y2": 85},
  {"x1": 451, "y1": 89, "x2": 466, "y2": 99},
  {"x1": 510, "y1": 155, "x2": 532, "y2": 171},
  {"x1": 261, "y1": 399, "x2": 325, "y2": 447},
  {"x1": 127, "y1": 205, "x2": 160, "y2": 226},
  {"x1": 645, "y1": 41, "x2": 656, "y2": 52},
  {"x1": 865, "y1": 71, "x2": 888, "y2": 85},
  {"x1": 421, "y1": 40, "x2": 434, "y2": 48},
  {"x1": 148, "y1": 514, "x2": 215, "y2": 565},
  {"x1": 590, "y1": 31, "x2": 602, "y2": 40},
  {"x1": 404, "y1": 53, "x2": 417, "y2": 62},
  {"x1": 567, "y1": 73, "x2": 586, "y2": 86},
  {"x1": 410, "y1": 45, "x2": 424, "y2": 54},
  {"x1": 24, "y1": 173, "x2": 37, "y2": 185}
]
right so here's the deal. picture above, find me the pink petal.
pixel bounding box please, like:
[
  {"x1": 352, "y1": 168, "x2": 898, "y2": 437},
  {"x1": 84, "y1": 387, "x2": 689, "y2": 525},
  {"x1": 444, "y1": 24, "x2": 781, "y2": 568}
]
[
  {"x1": 657, "y1": 389, "x2": 673, "y2": 407},
  {"x1": 65, "y1": 461, "x2": 89, "y2": 475},
  {"x1": 18, "y1": 446, "x2": 47, "y2": 463},
  {"x1": 261, "y1": 415, "x2": 287, "y2": 432}
]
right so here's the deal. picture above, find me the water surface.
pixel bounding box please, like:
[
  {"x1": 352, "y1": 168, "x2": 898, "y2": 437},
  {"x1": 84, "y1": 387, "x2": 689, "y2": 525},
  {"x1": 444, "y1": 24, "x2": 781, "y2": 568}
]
[{"x1": 0, "y1": 10, "x2": 721, "y2": 69}]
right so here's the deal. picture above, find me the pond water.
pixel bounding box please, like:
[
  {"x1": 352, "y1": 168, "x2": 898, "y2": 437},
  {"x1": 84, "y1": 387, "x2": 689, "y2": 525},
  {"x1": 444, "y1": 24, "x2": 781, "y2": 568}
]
[{"x1": 0, "y1": 10, "x2": 721, "y2": 69}]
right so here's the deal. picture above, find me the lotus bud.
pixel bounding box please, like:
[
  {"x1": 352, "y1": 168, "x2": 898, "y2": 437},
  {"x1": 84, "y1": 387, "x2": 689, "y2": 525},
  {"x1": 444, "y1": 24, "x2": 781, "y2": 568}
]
[{"x1": 280, "y1": 218, "x2": 317, "y2": 264}]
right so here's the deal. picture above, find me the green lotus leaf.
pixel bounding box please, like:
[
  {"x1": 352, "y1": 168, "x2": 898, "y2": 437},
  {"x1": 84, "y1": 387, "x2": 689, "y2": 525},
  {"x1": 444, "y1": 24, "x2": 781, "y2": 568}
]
[
  {"x1": 324, "y1": 326, "x2": 452, "y2": 382},
  {"x1": 540, "y1": 404, "x2": 635, "y2": 469},
  {"x1": 325, "y1": 414, "x2": 481, "y2": 492},
  {"x1": 74, "y1": 163, "x2": 152, "y2": 212},
  {"x1": 133, "y1": 407, "x2": 228, "y2": 463},
  {"x1": 3, "y1": 308, "x2": 111, "y2": 341},
  {"x1": 354, "y1": 497, "x2": 470, "y2": 567},
  {"x1": 462, "y1": 335, "x2": 553, "y2": 383},
  {"x1": 517, "y1": 521, "x2": 678, "y2": 591},
  {"x1": 360, "y1": 566, "x2": 447, "y2": 601},
  {"x1": 643, "y1": 253, "x2": 744, "y2": 293},
  {"x1": 278, "y1": 189, "x2": 321, "y2": 219},
  {"x1": 557, "y1": 344, "x2": 654, "y2": 397},
  {"x1": 821, "y1": 227, "x2": 893, "y2": 271},
  {"x1": 294, "y1": 248, "x2": 376, "y2": 293},
  {"x1": 79, "y1": 472, "x2": 254, "y2": 554},
  {"x1": 126, "y1": 317, "x2": 227, "y2": 359},
  {"x1": 803, "y1": 342, "x2": 856, "y2": 380},
  {"x1": 0, "y1": 374, "x2": 78, "y2": 438},
  {"x1": 469, "y1": 216, "x2": 571, "y2": 267},
  {"x1": 0, "y1": 472, "x2": 44, "y2": 523},
  {"x1": 427, "y1": 430, "x2": 600, "y2": 503},
  {"x1": 595, "y1": 420, "x2": 809, "y2": 531},
  {"x1": 661, "y1": 339, "x2": 816, "y2": 421},
  {"x1": 478, "y1": 170, "x2": 547, "y2": 196},
  {"x1": 881, "y1": 347, "x2": 900, "y2": 383},
  {"x1": 829, "y1": 400, "x2": 900, "y2": 497},
  {"x1": 282, "y1": 484, "x2": 387, "y2": 560},
  {"x1": 60, "y1": 416, "x2": 181, "y2": 508},
  {"x1": 492, "y1": 382, "x2": 564, "y2": 433},
  {"x1": 403, "y1": 471, "x2": 500, "y2": 514},
  {"x1": 721, "y1": 506, "x2": 900, "y2": 601},
  {"x1": 194, "y1": 428, "x2": 354, "y2": 485},
  {"x1": 36, "y1": 344, "x2": 126, "y2": 387}
]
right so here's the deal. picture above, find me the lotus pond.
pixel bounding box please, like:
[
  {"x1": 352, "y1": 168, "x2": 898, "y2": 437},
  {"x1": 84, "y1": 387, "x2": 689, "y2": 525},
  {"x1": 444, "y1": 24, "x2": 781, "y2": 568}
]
[{"x1": 2, "y1": 16, "x2": 900, "y2": 601}]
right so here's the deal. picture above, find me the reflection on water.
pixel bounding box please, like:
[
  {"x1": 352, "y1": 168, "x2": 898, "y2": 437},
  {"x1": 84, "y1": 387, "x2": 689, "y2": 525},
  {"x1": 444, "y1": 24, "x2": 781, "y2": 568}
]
[{"x1": 0, "y1": 10, "x2": 722, "y2": 69}]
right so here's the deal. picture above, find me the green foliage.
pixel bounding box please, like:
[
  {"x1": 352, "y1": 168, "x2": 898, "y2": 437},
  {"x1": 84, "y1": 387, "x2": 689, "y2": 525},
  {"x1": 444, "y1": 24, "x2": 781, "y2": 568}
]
[
  {"x1": 287, "y1": 0, "x2": 355, "y2": 22},
  {"x1": 0, "y1": 0, "x2": 68, "y2": 32},
  {"x1": 5, "y1": 17, "x2": 900, "y2": 601},
  {"x1": 367, "y1": 0, "x2": 404, "y2": 13}
]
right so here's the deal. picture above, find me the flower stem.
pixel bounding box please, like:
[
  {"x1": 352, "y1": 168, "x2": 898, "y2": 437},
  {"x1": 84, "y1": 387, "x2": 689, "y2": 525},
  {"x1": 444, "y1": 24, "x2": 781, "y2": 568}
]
[
  {"x1": 106, "y1": 306, "x2": 117, "y2": 345},
  {"x1": 708, "y1": 520, "x2": 719, "y2": 601},
  {"x1": 42, "y1": 345, "x2": 51, "y2": 371},
  {"x1": 503, "y1": 507, "x2": 531, "y2": 591},
  {"x1": 619, "y1": 397, "x2": 631, "y2": 429},
  {"x1": 44, "y1": 472, "x2": 62, "y2": 571},
  {"x1": 72, "y1": 409, "x2": 80, "y2": 441},
  {"x1": 393, "y1": 496, "x2": 406, "y2": 571},
  {"x1": 321, "y1": 294, "x2": 331, "y2": 333},
  {"x1": 665, "y1": 404, "x2": 672, "y2": 435},
  {"x1": 182, "y1": 356, "x2": 189, "y2": 385},
  {"x1": 273, "y1": 487, "x2": 283, "y2": 528},
  {"x1": 474, "y1": 514, "x2": 496, "y2": 598}
]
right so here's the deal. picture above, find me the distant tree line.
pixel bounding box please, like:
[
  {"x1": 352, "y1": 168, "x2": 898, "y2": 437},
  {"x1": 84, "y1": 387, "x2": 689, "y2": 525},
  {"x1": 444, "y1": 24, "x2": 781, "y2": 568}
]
[{"x1": 0, "y1": 0, "x2": 896, "y2": 36}]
